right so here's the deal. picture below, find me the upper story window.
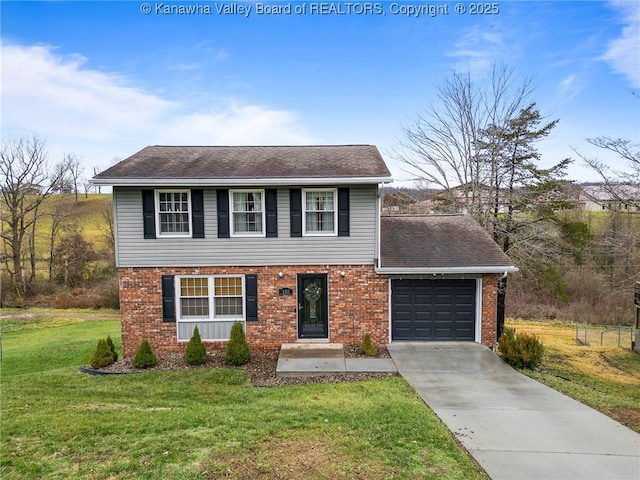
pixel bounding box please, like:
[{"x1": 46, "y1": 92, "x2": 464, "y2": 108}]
[
  {"x1": 303, "y1": 189, "x2": 337, "y2": 235},
  {"x1": 156, "y1": 190, "x2": 191, "y2": 236},
  {"x1": 231, "y1": 190, "x2": 265, "y2": 236}
]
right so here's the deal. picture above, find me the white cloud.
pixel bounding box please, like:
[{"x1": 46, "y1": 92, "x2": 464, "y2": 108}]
[
  {"x1": 1, "y1": 42, "x2": 314, "y2": 175},
  {"x1": 446, "y1": 26, "x2": 510, "y2": 74},
  {"x1": 603, "y1": 0, "x2": 640, "y2": 88},
  {"x1": 558, "y1": 74, "x2": 581, "y2": 101}
]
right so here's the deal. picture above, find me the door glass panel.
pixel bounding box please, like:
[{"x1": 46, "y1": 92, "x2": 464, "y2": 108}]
[{"x1": 299, "y1": 276, "x2": 328, "y2": 338}]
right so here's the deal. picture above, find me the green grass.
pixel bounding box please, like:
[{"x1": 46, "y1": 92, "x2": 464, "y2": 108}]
[
  {"x1": 1, "y1": 310, "x2": 487, "y2": 480},
  {"x1": 1, "y1": 194, "x2": 114, "y2": 288},
  {"x1": 506, "y1": 319, "x2": 640, "y2": 433}
]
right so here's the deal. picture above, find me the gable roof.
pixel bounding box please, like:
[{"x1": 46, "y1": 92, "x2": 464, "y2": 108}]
[
  {"x1": 93, "y1": 145, "x2": 392, "y2": 186},
  {"x1": 378, "y1": 215, "x2": 517, "y2": 274},
  {"x1": 581, "y1": 184, "x2": 640, "y2": 202}
]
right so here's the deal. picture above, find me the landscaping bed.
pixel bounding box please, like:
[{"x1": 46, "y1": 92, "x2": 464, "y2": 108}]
[{"x1": 94, "y1": 345, "x2": 396, "y2": 387}]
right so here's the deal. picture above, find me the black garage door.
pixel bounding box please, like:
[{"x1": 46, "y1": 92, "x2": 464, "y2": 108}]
[{"x1": 391, "y1": 279, "x2": 476, "y2": 341}]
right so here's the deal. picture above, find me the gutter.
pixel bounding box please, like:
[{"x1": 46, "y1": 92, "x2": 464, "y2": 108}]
[
  {"x1": 91, "y1": 176, "x2": 393, "y2": 187},
  {"x1": 375, "y1": 266, "x2": 519, "y2": 275}
]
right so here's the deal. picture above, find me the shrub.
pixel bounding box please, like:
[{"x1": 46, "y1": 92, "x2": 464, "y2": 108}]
[
  {"x1": 359, "y1": 333, "x2": 377, "y2": 357},
  {"x1": 97, "y1": 280, "x2": 120, "y2": 309},
  {"x1": 90, "y1": 338, "x2": 115, "y2": 369},
  {"x1": 224, "y1": 322, "x2": 251, "y2": 366},
  {"x1": 133, "y1": 339, "x2": 157, "y2": 369},
  {"x1": 185, "y1": 326, "x2": 207, "y2": 366},
  {"x1": 498, "y1": 327, "x2": 545, "y2": 370},
  {"x1": 106, "y1": 335, "x2": 118, "y2": 362}
]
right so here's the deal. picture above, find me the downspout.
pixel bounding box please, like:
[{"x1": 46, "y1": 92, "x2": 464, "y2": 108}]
[
  {"x1": 375, "y1": 184, "x2": 382, "y2": 269},
  {"x1": 496, "y1": 270, "x2": 508, "y2": 341}
]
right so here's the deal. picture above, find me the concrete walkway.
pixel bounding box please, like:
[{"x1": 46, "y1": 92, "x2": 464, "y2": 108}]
[
  {"x1": 276, "y1": 343, "x2": 397, "y2": 377},
  {"x1": 387, "y1": 342, "x2": 640, "y2": 480}
]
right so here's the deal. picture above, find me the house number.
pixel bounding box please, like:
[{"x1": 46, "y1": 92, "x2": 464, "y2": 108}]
[{"x1": 279, "y1": 287, "x2": 293, "y2": 296}]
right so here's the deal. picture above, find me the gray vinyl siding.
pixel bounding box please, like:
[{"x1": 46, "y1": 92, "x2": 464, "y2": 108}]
[
  {"x1": 114, "y1": 186, "x2": 378, "y2": 267},
  {"x1": 178, "y1": 321, "x2": 237, "y2": 341}
]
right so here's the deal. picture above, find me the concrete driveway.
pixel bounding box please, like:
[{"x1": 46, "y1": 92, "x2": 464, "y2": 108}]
[{"x1": 387, "y1": 342, "x2": 640, "y2": 480}]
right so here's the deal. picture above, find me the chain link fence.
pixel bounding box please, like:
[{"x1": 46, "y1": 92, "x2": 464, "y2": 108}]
[{"x1": 575, "y1": 323, "x2": 636, "y2": 349}]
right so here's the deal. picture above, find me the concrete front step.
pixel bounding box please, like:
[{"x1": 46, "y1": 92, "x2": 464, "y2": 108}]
[
  {"x1": 279, "y1": 343, "x2": 344, "y2": 359},
  {"x1": 276, "y1": 343, "x2": 397, "y2": 377}
]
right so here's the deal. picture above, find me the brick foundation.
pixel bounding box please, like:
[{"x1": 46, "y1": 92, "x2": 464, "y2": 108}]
[
  {"x1": 118, "y1": 267, "x2": 501, "y2": 357},
  {"x1": 118, "y1": 265, "x2": 389, "y2": 357}
]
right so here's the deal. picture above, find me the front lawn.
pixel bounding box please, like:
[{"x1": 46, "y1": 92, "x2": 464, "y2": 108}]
[
  {"x1": 506, "y1": 319, "x2": 640, "y2": 433},
  {"x1": 1, "y1": 310, "x2": 487, "y2": 479}
]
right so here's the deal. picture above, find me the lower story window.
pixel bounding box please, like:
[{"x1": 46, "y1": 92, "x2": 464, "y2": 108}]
[{"x1": 177, "y1": 275, "x2": 245, "y2": 341}]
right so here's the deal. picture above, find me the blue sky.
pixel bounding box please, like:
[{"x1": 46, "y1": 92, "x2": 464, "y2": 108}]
[{"x1": 1, "y1": 0, "x2": 638, "y2": 185}]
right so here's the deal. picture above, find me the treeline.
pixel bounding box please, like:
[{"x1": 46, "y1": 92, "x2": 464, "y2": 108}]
[
  {"x1": 391, "y1": 64, "x2": 639, "y2": 327},
  {"x1": 1, "y1": 134, "x2": 117, "y2": 308}
]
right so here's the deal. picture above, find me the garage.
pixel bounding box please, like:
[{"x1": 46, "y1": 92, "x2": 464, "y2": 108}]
[{"x1": 391, "y1": 278, "x2": 476, "y2": 341}]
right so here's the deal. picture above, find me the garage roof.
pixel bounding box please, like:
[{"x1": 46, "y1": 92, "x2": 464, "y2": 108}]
[{"x1": 378, "y1": 215, "x2": 517, "y2": 274}]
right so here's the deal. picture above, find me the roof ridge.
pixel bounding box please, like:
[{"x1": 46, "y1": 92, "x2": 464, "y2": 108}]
[
  {"x1": 148, "y1": 144, "x2": 375, "y2": 148},
  {"x1": 381, "y1": 214, "x2": 468, "y2": 218}
]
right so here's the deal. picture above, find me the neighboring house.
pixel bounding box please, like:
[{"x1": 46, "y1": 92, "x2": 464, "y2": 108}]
[
  {"x1": 93, "y1": 145, "x2": 517, "y2": 356},
  {"x1": 579, "y1": 184, "x2": 640, "y2": 212}
]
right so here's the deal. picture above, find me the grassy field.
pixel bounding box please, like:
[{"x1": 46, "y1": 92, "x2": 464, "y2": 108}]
[
  {"x1": 1, "y1": 309, "x2": 487, "y2": 480},
  {"x1": 506, "y1": 319, "x2": 640, "y2": 433},
  {"x1": 4, "y1": 194, "x2": 113, "y2": 280}
]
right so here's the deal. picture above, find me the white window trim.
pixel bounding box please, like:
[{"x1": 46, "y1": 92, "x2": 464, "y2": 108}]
[
  {"x1": 155, "y1": 189, "x2": 192, "y2": 238},
  {"x1": 302, "y1": 188, "x2": 338, "y2": 237},
  {"x1": 229, "y1": 189, "x2": 266, "y2": 237},
  {"x1": 175, "y1": 275, "x2": 246, "y2": 323}
]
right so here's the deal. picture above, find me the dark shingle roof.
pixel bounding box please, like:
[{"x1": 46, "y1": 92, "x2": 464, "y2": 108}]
[
  {"x1": 380, "y1": 215, "x2": 516, "y2": 272},
  {"x1": 93, "y1": 145, "x2": 391, "y2": 185}
]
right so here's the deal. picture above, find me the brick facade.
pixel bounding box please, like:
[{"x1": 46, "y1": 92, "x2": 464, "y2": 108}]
[
  {"x1": 118, "y1": 264, "x2": 389, "y2": 356},
  {"x1": 118, "y1": 266, "x2": 500, "y2": 356}
]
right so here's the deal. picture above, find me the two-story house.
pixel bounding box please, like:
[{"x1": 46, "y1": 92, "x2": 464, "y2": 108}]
[{"x1": 93, "y1": 145, "x2": 516, "y2": 357}]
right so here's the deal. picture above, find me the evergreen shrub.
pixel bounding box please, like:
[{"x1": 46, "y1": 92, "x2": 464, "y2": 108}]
[
  {"x1": 133, "y1": 339, "x2": 157, "y2": 369},
  {"x1": 90, "y1": 338, "x2": 115, "y2": 369},
  {"x1": 106, "y1": 335, "x2": 118, "y2": 362},
  {"x1": 359, "y1": 333, "x2": 377, "y2": 357},
  {"x1": 498, "y1": 327, "x2": 545, "y2": 370},
  {"x1": 185, "y1": 326, "x2": 207, "y2": 365},
  {"x1": 224, "y1": 322, "x2": 251, "y2": 366}
]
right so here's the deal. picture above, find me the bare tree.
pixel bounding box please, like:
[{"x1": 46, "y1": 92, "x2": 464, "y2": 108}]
[
  {"x1": 64, "y1": 154, "x2": 83, "y2": 204},
  {"x1": 82, "y1": 178, "x2": 93, "y2": 198},
  {"x1": 47, "y1": 196, "x2": 73, "y2": 280},
  {"x1": 575, "y1": 137, "x2": 640, "y2": 210},
  {"x1": 98, "y1": 202, "x2": 116, "y2": 269},
  {"x1": 394, "y1": 64, "x2": 532, "y2": 224},
  {"x1": 0, "y1": 135, "x2": 64, "y2": 297},
  {"x1": 51, "y1": 159, "x2": 73, "y2": 194}
]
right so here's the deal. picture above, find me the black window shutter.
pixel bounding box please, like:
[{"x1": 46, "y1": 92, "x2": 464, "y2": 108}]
[
  {"x1": 191, "y1": 189, "x2": 205, "y2": 238},
  {"x1": 265, "y1": 189, "x2": 278, "y2": 238},
  {"x1": 161, "y1": 275, "x2": 175, "y2": 322},
  {"x1": 217, "y1": 189, "x2": 230, "y2": 238},
  {"x1": 245, "y1": 274, "x2": 258, "y2": 321},
  {"x1": 142, "y1": 190, "x2": 156, "y2": 239},
  {"x1": 290, "y1": 188, "x2": 302, "y2": 237},
  {"x1": 338, "y1": 187, "x2": 350, "y2": 237}
]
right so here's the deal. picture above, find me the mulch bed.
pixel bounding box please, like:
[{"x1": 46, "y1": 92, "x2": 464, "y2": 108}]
[{"x1": 87, "y1": 345, "x2": 396, "y2": 387}]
